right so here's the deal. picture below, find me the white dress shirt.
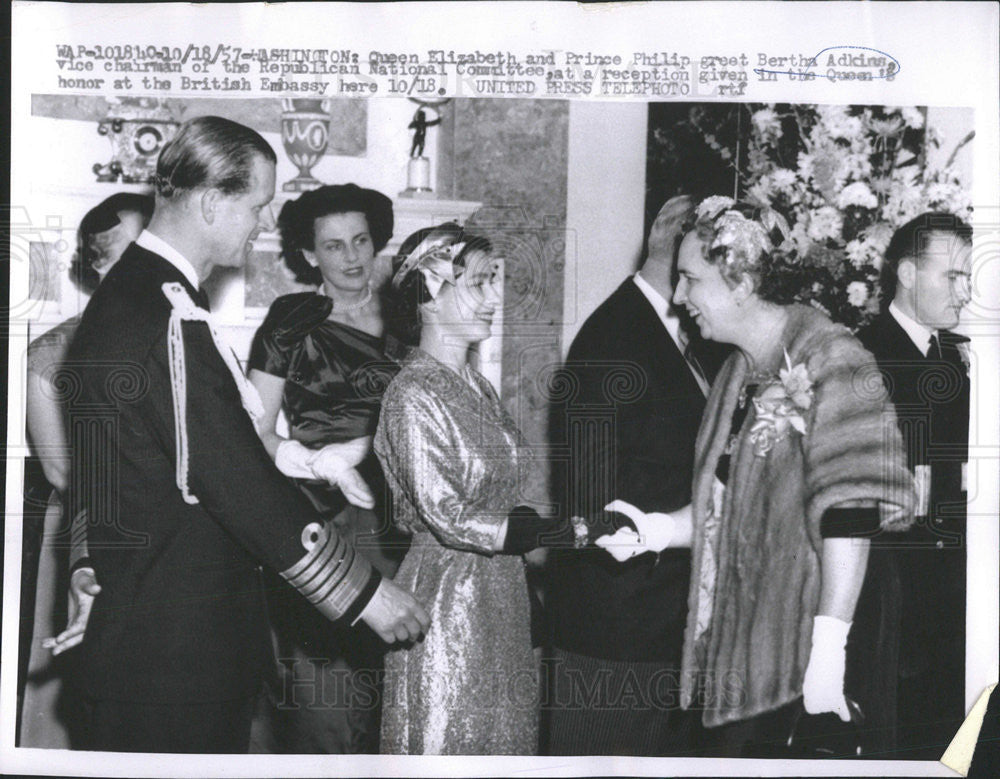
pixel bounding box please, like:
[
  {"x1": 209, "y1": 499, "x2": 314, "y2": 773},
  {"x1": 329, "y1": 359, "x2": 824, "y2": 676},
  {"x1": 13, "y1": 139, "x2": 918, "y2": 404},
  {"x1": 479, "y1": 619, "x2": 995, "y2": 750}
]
[
  {"x1": 633, "y1": 272, "x2": 709, "y2": 395},
  {"x1": 886, "y1": 300, "x2": 966, "y2": 509},
  {"x1": 888, "y1": 300, "x2": 936, "y2": 357}
]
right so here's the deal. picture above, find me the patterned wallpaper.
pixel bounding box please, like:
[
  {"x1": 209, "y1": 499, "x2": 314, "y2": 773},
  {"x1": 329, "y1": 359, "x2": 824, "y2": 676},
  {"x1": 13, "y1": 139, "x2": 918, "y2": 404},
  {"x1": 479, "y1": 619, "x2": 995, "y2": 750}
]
[
  {"x1": 245, "y1": 249, "x2": 315, "y2": 308},
  {"x1": 452, "y1": 98, "x2": 570, "y2": 506}
]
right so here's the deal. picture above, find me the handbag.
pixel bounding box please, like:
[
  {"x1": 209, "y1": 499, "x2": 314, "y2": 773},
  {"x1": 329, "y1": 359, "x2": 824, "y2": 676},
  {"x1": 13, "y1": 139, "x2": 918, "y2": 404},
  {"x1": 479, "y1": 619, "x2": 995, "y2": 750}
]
[{"x1": 784, "y1": 696, "x2": 866, "y2": 757}]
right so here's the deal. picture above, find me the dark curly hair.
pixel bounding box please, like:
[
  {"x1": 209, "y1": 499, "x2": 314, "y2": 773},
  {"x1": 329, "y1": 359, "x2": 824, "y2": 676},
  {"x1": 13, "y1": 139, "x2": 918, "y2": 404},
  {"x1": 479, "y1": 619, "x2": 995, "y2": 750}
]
[
  {"x1": 70, "y1": 192, "x2": 154, "y2": 293},
  {"x1": 682, "y1": 198, "x2": 811, "y2": 305},
  {"x1": 277, "y1": 184, "x2": 394, "y2": 286},
  {"x1": 383, "y1": 222, "x2": 492, "y2": 346}
]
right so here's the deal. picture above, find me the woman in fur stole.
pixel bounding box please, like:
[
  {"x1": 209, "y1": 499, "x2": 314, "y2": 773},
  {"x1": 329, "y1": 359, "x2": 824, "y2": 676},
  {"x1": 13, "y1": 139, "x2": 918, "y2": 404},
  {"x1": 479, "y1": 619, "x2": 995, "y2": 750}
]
[{"x1": 598, "y1": 197, "x2": 915, "y2": 756}]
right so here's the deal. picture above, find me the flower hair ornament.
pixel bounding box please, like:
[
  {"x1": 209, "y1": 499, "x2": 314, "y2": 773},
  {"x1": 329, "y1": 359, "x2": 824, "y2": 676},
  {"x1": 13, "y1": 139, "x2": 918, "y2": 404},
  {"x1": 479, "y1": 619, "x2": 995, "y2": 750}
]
[
  {"x1": 696, "y1": 195, "x2": 738, "y2": 222},
  {"x1": 713, "y1": 211, "x2": 772, "y2": 272},
  {"x1": 696, "y1": 196, "x2": 792, "y2": 275},
  {"x1": 391, "y1": 233, "x2": 467, "y2": 299}
]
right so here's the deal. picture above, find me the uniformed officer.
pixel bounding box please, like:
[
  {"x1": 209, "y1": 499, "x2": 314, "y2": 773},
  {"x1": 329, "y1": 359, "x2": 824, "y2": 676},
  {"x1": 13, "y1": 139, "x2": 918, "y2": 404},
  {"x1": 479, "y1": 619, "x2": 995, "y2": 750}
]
[{"x1": 57, "y1": 116, "x2": 430, "y2": 753}]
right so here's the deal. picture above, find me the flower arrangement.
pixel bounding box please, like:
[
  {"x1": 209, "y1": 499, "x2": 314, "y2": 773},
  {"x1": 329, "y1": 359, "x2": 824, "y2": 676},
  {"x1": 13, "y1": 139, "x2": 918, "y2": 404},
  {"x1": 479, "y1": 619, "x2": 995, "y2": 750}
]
[
  {"x1": 689, "y1": 104, "x2": 973, "y2": 330},
  {"x1": 748, "y1": 350, "x2": 815, "y2": 456}
]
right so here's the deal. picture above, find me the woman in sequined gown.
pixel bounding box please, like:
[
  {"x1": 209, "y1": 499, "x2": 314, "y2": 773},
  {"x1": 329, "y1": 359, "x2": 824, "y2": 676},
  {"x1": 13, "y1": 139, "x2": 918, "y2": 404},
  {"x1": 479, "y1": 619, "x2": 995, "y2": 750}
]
[
  {"x1": 375, "y1": 224, "x2": 573, "y2": 755},
  {"x1": 248, "y1": 184, "x2": 407, "y2": 753}
]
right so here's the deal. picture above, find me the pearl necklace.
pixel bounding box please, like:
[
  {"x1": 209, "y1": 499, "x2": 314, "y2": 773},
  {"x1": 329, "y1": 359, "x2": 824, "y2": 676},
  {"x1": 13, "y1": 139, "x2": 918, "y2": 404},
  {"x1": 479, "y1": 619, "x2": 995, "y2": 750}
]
[{"x1": 330, "y1": 286, "x2": 372, "y2": 314}]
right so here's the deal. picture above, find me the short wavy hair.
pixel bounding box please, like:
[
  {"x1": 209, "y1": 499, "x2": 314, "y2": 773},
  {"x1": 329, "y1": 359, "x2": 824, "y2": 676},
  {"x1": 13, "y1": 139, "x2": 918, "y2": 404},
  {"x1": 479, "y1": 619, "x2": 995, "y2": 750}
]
[
  {"x1": 154, "y1": 116, "x2": 276, "y2": 200},
  {"x1": 277, "y1": 184, "x2": 394, "y2": 286},
  {"x1": 880, "y1": 212, "x2": 973, "y2": 302}
]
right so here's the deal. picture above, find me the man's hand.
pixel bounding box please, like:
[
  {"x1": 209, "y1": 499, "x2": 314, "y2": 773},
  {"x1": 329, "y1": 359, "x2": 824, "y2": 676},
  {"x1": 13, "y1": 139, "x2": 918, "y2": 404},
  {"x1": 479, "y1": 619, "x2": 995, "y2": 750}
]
[
  {"x1": 647, "y1": 194, "x2": 694, "y2": 261},
  {"x1": 42, "y1": 567, "x2": 102, "y2": 656},
  {"x1": 358, "y1": 578, "x2": 431, "y2": 644}
]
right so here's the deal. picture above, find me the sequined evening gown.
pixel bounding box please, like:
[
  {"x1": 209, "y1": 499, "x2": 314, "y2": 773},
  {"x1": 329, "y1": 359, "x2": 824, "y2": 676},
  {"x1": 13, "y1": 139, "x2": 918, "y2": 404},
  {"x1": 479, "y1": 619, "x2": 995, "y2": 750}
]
[{"x1": 374, "y1": 349, "x2": 538, "y2": 755}]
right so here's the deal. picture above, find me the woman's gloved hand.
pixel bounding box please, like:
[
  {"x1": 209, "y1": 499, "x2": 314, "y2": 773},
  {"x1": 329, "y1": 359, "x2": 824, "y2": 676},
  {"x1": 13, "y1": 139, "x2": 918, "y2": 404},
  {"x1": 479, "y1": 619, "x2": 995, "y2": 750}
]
[
  {"x1": 802, "y1": 615, "x2": 852, "y2": 722},
  {"x1": 275, "y1": 437, "x2": 376, "y2": 509},
  {"x1": 595, "y1": 499, "x2": 676, "y2": 561}
]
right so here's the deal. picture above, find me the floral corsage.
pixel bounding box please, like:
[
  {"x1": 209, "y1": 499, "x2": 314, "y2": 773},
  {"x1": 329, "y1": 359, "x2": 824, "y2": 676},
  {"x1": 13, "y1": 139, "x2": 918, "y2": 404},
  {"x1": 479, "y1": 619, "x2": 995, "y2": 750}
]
[{"x1": 748, "y1": 349, "x2": 814, "y2": 456}]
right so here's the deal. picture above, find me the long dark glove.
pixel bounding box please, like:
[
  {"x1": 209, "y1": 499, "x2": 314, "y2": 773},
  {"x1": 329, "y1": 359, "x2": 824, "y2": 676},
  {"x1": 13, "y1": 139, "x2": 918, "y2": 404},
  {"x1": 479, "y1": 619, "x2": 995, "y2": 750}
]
[{"x1": 502, "y1": 506, "x2": 588, "y2": 555}]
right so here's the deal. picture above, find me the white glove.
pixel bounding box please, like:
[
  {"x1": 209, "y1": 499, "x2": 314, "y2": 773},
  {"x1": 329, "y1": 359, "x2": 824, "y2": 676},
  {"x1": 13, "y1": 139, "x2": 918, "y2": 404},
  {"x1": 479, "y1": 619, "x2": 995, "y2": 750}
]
[
  {"x1": 802, "y1": 615, "x2": 852, "y2": 722},
  {"x1": 322, "y1": 436, "x2": 372, "y2": 470},
  {"x1": 594, "y1": 499, "x2": 675, "y2": 562},
  {"x1": 309, "y1": 445, "x2": 357, "y2": 483},
  {"x1": 275, "y1": 439, "x2": 320, "y2": 480},
  {"x1": 329, "y1": 466, "x2": 375, "y2": 510},
  {"x1": 275, "y1": 439, "x2": 375, "y2": 509}
]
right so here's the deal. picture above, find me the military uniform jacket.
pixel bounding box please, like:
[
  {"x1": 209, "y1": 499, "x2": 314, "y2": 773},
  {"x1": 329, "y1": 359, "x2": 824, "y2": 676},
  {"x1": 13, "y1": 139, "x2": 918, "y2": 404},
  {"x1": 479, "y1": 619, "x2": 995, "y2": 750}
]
[{"x1": 65, "y1": 244, "x2": 379, "y2": 704}]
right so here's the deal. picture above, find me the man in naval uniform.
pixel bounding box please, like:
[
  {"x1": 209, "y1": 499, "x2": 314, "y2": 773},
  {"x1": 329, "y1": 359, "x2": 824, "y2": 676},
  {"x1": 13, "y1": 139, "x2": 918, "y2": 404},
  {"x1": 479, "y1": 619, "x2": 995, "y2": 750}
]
[{"x1": 58, "y1": 116, "x2": 429, "y2": 753}]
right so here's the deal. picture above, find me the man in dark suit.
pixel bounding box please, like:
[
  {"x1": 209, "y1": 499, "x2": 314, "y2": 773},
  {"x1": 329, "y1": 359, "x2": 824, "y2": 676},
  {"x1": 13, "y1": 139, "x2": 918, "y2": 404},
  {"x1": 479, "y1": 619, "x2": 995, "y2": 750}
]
[
  {"x1": 856, "y1": 212, "x2": 973, "y2": 759},
  {"x1": 544, "y1": 196, "x2": 721, "y2": 755},
  {"x1": 56, "y1": 117, "x2": 429, "y2": 753}
]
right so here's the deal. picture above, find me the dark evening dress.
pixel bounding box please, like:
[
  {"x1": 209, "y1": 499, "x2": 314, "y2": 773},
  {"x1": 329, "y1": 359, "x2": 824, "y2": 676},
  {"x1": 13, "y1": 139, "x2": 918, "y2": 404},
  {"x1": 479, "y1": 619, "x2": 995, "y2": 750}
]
[{"x1": 249, "y1": 292, "x2": 405, "y2": 753}]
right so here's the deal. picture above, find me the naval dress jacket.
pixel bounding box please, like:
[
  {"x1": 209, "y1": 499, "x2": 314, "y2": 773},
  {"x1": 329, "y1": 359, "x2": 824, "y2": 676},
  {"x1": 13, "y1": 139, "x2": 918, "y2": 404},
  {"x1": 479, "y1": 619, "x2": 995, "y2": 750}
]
[{"x1": 65, "y1": 244, "x2": 379, "y2": 704}]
